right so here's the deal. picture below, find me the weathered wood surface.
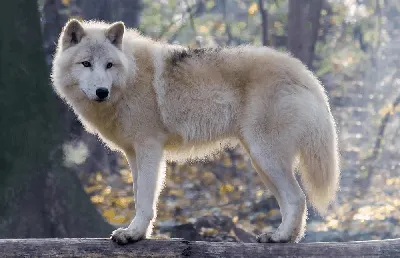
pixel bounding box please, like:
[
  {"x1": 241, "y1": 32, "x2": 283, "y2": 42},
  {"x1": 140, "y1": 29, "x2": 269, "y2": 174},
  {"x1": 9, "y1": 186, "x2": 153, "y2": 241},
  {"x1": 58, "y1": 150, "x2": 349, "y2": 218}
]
[{"x1": 0, "y1": 238, "x2": 399, "y2": 258}]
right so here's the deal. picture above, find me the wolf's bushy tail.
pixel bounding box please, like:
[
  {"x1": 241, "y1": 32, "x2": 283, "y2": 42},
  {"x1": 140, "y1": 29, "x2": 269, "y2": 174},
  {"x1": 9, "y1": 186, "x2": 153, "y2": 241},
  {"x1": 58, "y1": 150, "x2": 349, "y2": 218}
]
[{"x1": 298, "y1": 108, "x2": 340, "y2": 215}]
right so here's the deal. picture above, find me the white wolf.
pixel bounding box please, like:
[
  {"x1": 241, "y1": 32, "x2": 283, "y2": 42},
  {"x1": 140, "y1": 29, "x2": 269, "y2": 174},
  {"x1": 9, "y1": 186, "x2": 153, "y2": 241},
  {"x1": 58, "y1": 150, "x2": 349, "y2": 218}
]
[{"x1": 52, "y1": 19, "x2": 340, "y2": 244}]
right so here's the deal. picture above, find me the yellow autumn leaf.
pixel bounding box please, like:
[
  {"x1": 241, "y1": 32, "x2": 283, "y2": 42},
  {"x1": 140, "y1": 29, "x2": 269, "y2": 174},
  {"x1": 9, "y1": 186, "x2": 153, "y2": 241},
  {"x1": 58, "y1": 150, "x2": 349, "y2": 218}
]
[
  {"x1": 391, "y1": 198, "x2": 400, "y2": 206},
  {"x1": 119, "y1": 169, "x2": 130, "y2": 176},
  {"x1": 233, "y1": 216, "x2": 239, "y2": 223},
  {"x1": 220, "y1": 184, "x2": 234, "y2": 194},
  {"x1": 120, "y1": 169, "x2": 133, "y2": 184},
  {"x1": 109, "y1": 215, "x2": 128, "y2": 224},
  {"x1": 386, "y1": 177, "x2": 400, "y2": 186},
  {"x1": 222, "y1": 156, "x2": 232, "y2": 166},
  {"x1": 256, "y1": 189, "x2": 264, "y2": 198},
  {"x1": 117, "y1": 155, "x2": 129, "y2": 166},
  {"x1": 199, "y1": 25, "x2": 209, "y2": 33},
  {"x1": 266, "y1": 209, "x2": 280, "y2": 218},
  {"x1": 115, "y1": 196, "x2": 134, "y2": 208},
  {"x1": 103, "y1": 208, "x2": 116, "y2": 220},
  {"x1": 102, "y1": 186, "x2": 112, "y2": 195},
  {"x1": 188, "y1": 166, "x2": 198, "y2": 174},
  {"x1": 84, "y1": 185, "x2": 103, "y2": 194},
  {"x1": 236, "y1": 160, "x2": 247, "y2": 169},
  {"x1": 201, "y1": 227, "x2": 218, "y2": 236},
  {"x1": 327, "y1": 219, "x2": 339, "y2": 229},
  {"x1": 95, "y1": 172, "x2": 103, "y2": 182},
  {"x1": 379, "y1": 104, "x2": 395, "y2": 116},
  {"x1": 203, "y1": 171, "x2": 215, "y2": 184},
  {"x1": 91, "y1": 195, "x2": 104, "y2": 204},
  {"x1": 255, "y1": 212, "x2": 266, "y2": 220},
  {"x1": 248, "y1": 2, "x2": 258, "y2": 15},
  {"x1": 169, "y1": 188, "x2": 185, "y2": 197}
]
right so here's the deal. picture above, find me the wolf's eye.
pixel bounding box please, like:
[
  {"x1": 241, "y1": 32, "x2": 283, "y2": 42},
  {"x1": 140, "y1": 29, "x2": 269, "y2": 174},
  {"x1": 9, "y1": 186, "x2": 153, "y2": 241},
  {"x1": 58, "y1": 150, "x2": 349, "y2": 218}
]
[
  {"x1": 106, "y1": 62, "x2": 113, "y2": 69},
  {"x1": 82, "y1": 61, "x2": 91, "y2": 67}
]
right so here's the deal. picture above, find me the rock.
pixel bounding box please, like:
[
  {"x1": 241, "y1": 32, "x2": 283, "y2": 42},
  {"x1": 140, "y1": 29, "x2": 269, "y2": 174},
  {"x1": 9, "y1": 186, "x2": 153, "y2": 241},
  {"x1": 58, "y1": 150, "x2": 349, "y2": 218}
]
[
  {"x1": 251, "y1": 197, "x2": 279, "y2": 213},
  {"x1": 157, "y1": 219, "x2": 178, "y2": 233},
  {"x1": 170, "y1": 223, "x2": 201, "y2": 241},
  {"x1": 233, "y1": 227, "x2": 257, "y2": 243},
  {"x1": 194, "y1": 215, "x2": 235, "y2": 233},
  {"x1": 169, "y1": 215, "x2": 242, "y2": 243},
  {"x1": 266, "y1": 209, "x2": 282, "y2": 223}
]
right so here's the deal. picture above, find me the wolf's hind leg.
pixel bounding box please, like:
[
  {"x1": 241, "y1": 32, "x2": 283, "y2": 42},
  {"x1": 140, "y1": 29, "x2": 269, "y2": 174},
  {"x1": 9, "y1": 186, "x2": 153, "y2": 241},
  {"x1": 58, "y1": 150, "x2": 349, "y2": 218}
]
[
  {"x1": 249, "y1": 157, "x2": 285, "y2": 219},
  {"x1": 242, "y1": 135, "x2": 307, "y2": 243},
  {"x1": 111, "y1": 138, "x2": 166, "y2": 245}
]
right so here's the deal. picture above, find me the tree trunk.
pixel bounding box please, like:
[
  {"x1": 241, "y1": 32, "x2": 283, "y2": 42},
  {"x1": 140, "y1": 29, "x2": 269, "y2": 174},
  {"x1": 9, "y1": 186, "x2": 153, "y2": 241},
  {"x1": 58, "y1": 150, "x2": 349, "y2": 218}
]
[
  {"x1": 42, "y1": 0, "x2": 64, "y2": 66},
  {"x1": 42, "y1": 0, "x2": 83, "y2": 142},
  {"x1": 288, "y1": 0, "x2": 323, "y2": 69},
  {"x1": 258, "y1": 0, "x2": 268, "y2": 46},
  {"x1": 0, "y1": 0, "x2": 113, "y2": 238},
  {"x1": 79, "y1": 0, "x2": 142, "y2": 28}
]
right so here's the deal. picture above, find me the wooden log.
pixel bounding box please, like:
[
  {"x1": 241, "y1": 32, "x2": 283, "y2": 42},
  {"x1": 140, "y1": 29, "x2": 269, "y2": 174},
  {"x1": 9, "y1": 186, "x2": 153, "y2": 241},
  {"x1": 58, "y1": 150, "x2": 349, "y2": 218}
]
[{"x1": 0, "y1": 238, "x2": 399, "y2": 257}]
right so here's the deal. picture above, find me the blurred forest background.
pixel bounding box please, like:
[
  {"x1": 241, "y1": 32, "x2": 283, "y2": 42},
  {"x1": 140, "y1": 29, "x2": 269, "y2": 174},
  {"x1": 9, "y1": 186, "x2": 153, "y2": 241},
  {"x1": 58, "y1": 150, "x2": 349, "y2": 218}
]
[{"x1": 0, "y1": 0, "x2": 399, "y2": 243}]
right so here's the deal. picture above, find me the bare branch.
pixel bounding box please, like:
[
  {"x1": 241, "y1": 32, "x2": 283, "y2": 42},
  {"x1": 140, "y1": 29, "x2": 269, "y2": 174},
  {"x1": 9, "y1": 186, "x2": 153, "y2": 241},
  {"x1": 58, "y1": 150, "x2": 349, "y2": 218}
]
[{"x1": 258, "y1": 0, "x2": 268, "y2": 46}]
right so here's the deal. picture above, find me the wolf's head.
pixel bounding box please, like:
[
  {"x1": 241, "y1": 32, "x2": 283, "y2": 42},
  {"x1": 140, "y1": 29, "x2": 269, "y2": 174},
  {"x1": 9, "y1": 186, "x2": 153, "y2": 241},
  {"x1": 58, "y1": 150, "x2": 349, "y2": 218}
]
[{"x1": 52, "y1": 19, "x2": 131, "y2": 104}]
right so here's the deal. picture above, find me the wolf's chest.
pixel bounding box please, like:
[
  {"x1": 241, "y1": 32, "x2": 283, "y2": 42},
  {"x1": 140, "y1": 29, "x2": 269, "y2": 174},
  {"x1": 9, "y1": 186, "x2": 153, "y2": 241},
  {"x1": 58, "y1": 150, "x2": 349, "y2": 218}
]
[{"x1": 77, "y1": 107, "x2": 130, "y2": 150}]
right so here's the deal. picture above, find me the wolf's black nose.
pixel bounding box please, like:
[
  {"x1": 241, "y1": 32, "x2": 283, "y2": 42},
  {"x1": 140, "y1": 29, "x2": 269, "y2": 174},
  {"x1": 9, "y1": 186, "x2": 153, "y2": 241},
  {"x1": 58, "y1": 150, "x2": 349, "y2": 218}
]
[{"x1": 96, "y1": 88, "x2": 109, "y2": 100}]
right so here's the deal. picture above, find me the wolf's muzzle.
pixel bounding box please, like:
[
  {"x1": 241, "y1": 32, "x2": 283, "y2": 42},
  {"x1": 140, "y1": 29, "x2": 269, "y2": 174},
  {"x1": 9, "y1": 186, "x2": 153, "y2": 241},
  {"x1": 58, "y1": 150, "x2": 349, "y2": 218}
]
[{"x1": 96, "y1": 88, "x2": 109, "y2": 101}]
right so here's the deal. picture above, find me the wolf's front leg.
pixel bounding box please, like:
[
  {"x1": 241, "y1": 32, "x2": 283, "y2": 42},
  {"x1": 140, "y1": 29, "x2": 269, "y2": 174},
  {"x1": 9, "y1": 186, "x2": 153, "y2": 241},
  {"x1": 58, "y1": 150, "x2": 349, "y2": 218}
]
[{"x1": 111, "y1": 138, "x2": 166, "y2": 245}]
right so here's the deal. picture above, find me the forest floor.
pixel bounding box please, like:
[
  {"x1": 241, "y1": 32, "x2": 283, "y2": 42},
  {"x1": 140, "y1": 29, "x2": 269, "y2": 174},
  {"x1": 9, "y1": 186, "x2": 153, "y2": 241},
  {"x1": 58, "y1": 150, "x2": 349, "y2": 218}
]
[{"x1": 78, "y1": 142, "x2": 400, "y2": 243}]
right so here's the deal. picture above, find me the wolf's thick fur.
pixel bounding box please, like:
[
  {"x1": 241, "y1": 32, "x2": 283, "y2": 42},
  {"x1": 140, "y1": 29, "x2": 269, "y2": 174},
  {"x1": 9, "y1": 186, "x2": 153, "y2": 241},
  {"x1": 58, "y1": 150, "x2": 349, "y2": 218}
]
[{"x1": 52, "y1": 19, "x2": 340, "y2": 244}]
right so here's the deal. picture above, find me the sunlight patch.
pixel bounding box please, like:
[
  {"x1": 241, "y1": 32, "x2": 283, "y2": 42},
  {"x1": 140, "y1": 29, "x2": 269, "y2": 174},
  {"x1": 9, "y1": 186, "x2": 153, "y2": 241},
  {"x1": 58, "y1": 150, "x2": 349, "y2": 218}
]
[{"x1": 62, "y1": 141, "x2": 89, "y2": 167}]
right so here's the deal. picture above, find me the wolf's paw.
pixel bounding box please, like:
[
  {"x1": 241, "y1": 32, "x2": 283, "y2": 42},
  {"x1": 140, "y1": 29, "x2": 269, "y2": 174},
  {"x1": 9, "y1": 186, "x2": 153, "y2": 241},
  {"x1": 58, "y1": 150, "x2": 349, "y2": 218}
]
[
  {"x1": 110, "y1": 227, "x2": 145, "y2": 245},
  {"x1": 256, "y1": 232, "x2": 293, "y2": 243}
]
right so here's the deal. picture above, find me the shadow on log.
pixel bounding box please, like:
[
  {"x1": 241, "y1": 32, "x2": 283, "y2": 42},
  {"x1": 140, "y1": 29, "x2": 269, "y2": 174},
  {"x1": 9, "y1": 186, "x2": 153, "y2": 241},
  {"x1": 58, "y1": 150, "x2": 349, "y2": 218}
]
[{"x1": 0, "y1": 238, "x2": 399, "y2": 257}]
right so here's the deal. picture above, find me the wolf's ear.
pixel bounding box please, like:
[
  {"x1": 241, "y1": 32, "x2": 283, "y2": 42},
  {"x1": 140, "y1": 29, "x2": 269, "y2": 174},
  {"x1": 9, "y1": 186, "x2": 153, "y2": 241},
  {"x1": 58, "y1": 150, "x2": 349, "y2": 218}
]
[
  {"x1": 106, "y1": 22, "x2": 125, "y2": 49},
  {"x1": 61, "y1": 19, "x2": 85, "y2": 50}
]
